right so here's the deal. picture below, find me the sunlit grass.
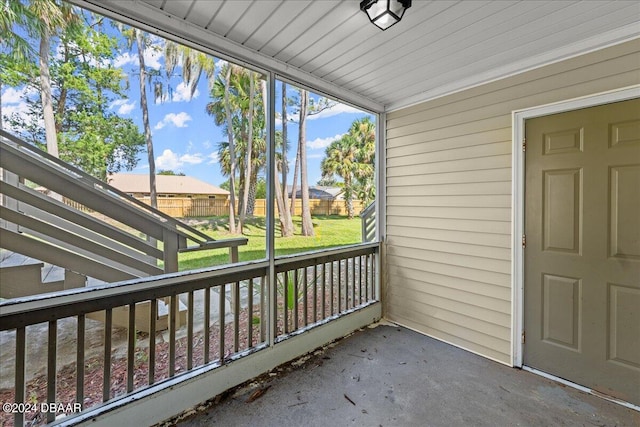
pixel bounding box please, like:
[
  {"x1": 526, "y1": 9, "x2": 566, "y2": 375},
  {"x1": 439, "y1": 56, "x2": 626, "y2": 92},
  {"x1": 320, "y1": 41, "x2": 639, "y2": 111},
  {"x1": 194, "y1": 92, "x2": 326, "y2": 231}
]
[{"x1": 178, "y1": 215, "x2": 362, "y2": 270}]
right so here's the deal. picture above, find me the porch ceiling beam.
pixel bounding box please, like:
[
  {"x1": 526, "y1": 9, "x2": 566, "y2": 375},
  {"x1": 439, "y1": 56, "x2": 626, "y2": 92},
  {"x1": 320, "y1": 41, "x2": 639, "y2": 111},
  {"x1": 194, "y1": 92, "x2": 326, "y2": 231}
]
[{"x1": 68, "y1": 0, "x2": 385, "y2": 114}]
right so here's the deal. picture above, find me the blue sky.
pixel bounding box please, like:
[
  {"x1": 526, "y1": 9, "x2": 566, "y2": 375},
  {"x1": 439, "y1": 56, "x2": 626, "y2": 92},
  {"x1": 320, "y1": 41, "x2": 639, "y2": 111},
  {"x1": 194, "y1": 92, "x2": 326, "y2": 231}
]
[{"x1": 1, "y1": 10, "x2": 374, "y2": 189}]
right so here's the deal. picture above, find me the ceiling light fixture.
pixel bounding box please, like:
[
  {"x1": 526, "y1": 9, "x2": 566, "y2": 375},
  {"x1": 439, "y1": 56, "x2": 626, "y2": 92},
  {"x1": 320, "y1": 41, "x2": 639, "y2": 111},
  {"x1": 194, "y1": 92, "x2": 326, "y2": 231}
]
[{"x1": 360, "y1": 0, "x2": 412, "y2": 31}]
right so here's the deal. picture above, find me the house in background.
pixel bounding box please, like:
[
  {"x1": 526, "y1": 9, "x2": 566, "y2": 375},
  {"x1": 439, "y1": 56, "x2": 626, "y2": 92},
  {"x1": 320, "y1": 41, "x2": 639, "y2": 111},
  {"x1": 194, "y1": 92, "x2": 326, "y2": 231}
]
[
  {"x1": 108, "y1": 173, "x2": 229, "y2": 200},
  {"x1": 288, "y1": 185, "x2": 344, "y2": 200}
]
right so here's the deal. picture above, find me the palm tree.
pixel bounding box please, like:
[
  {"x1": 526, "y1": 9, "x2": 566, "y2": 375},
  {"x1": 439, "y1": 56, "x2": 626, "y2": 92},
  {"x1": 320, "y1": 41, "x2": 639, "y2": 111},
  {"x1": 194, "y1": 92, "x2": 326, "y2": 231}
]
[
  {"x1": 321, "y1": 136, "x2": 359, "y2": 219},
  {"x1": 118, "y1": 26, "x2": 159, "y2": 208},
  {"x1": 207, "y1": 65, "x2": 267, "y2": 234},
  {"x1": 238, "y1": 71, "x2": 256, "y2": 233},
  {"x1": 279, "y1": 82, "x2": 294, "y2": 236},
  {"x1": 273, "y1": 131, "x2": 293, "y2": 236},
  {"x1": 207, "y1": 65, "x2": 245, "y2": 233},
  {"x1": 350, "y1": 117, "x2": 376, "y2": 205},
  {"x1": 136, "y1": 30, "x2": 158, "y2": 208},
  {"x1": 221, "y1": 65, "x2": 238, "y2": 233},
  {"x1": 321, "y1": 117, "x2": 376, "y2": 218},
  {"x1": 298, "y1": 89, "x2": 314, "y2": 236}
]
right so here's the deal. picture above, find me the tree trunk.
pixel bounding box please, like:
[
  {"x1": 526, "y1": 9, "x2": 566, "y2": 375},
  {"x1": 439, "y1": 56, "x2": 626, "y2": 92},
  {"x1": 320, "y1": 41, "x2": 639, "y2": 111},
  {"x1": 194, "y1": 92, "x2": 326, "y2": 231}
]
[
  {"x1": 289, "y1": 148, "x2": 299, "y2": 218},
  {"x1": 345, "y1": 176, "x2": 354, "y2": 219},
  {"x1": 238, "y1": 72, "x2": 254, "y2": 233},
  {"x1": 281, "y1": 82, "x2": 288, "y2": 202},
  {"x1": 299, "y1": 90, "x2": 314, "y2": 236},
  {"x1": 274, "y1": 169, "x2": 288, "y2": 237},
  {"x1": 224, "y1": 66, "x2": 237, "y2": 234},
  {"x1": 280, "y1": 82, "x2": 294, "y2": 236},
  {"x1": 136, "y1": 30, "x2": 157, "y2": 208},
  {"x1": 247, "y1": 168, "x2": 257, "y2": 215},
  {"x1": 39, "y1": 28, "x2": 58, "y2": 159}
]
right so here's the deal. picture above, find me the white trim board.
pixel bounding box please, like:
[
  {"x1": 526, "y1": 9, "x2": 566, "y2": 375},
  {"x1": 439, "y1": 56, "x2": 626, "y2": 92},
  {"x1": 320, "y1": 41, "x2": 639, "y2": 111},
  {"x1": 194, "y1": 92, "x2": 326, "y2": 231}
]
[
  {"x1": 510, "y1": 85, "x2": 640, "y2": 368},
  {"x1": 522, "y1": 366, "x2": 640, "y2": 412}
]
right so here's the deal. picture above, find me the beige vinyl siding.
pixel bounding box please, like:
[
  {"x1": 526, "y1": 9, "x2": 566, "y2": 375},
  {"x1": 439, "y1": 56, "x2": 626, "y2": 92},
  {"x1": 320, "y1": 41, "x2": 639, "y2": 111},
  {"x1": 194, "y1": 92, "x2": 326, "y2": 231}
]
[{"x1": 384, "y1": 39, "x2": 640, "y2": 365}]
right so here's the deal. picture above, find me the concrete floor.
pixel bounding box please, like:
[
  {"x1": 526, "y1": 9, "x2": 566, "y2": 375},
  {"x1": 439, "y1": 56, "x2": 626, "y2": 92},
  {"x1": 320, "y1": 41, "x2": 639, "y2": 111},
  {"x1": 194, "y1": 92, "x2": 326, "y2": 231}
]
[{"x1": 174, "y1": 324, "x2": 639, "y2": 427}]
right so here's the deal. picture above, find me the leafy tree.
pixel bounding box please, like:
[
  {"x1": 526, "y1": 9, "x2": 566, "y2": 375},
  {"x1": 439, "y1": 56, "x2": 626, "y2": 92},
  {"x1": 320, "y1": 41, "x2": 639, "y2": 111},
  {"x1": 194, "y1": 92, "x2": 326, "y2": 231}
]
[
  {"x1": 2, "y1": 7, "x2": 144, "y2": 181},
  {"x1": 158, "y1": 170, "x2": 185, "y2": 176},
  {"x1": 0, "y1": 0, "x2": 34, "y2": 129},
  {"x1": 3, "y1": 0, "x2": 81, "y2": 159}
]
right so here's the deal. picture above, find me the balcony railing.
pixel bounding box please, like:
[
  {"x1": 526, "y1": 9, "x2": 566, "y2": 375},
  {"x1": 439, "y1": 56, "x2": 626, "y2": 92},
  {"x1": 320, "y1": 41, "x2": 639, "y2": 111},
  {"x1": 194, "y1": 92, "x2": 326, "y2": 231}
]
[
  {"x1": 360, "y1": 202, "x2": 376, "y2": 243},
  {"x1": 0, "y1": 243, "x2": 379, "y2": 427}
]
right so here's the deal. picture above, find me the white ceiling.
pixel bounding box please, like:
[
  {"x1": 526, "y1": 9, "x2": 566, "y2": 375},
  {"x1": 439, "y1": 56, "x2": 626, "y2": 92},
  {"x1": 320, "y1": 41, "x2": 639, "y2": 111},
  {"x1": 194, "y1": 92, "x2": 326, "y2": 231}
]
[{"x1": 73, "y1": 1, "x2": 640, "y2": 112}]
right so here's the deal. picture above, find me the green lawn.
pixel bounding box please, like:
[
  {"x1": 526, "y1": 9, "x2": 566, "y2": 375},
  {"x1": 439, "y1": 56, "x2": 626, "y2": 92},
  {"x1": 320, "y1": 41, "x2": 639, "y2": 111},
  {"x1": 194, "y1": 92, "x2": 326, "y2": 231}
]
[{"x1": 178, "y1": 215, "x2": 363, "y2": 270}]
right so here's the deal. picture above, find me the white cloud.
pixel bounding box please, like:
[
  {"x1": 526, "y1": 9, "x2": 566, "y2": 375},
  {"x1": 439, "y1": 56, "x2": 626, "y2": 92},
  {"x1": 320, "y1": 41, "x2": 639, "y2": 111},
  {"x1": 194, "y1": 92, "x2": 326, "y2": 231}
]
[
  {"x1": 172, "y1": 82, "x2": 199, "y2": 102},
  {"x1": 307, "y1": 153, "x2": 323, "y2": 159},
  {"x1": 156, "y1": 149, "x2": 180, "y2": 170},
  {"x1": 1, "y1": 101, "x2": 33, "y2": 130},
  {"x1": 156, "y1": 149, "x2": 204, "y2": 170},
  {"x1": 307, "y1": 103, "x2": 363, "y2": 120},
  {"x1": 1, "y1": 86, "x2": 39, "y2": 130},
  {"x1": 1, "y1": 87, "x2": 35, "y2": 104},
  {"x1": 118, "y1": 102, "x2": 135, "y2": 115},
  {"x1": 113, "y1": 52, "x2": 135, "y2": 68},
  {"x1": 154, "y1": 112, "x2": 192, "y2": 130},
  {"x1": 207, "y1": 152, "x2": 219, "y2": 164},
  {"x1": 180, "y1": 153, "x2": 204, "y2": 165},
  {"x1": 113, "y1": 44, "x2": 163, "y2": 70},
  {"x1": 203, "y1": 140, "x2": 212, "y2": 149},
  {"x1": 306, "y1": 133, "x2": 344, "y2": 150},
  {"x1": 110, "y1": 99, "x2": 136, "y2": 115},
  {"x1": 144, "y1": 47, "x2": 163, "y2": 70}
]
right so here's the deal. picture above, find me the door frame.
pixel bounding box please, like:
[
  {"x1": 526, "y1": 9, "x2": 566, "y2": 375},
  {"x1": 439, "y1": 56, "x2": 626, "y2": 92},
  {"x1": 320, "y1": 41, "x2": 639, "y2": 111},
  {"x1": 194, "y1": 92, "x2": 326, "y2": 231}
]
[{"x1": 510, "y1": 84, "x2": 640, "y2": 368}]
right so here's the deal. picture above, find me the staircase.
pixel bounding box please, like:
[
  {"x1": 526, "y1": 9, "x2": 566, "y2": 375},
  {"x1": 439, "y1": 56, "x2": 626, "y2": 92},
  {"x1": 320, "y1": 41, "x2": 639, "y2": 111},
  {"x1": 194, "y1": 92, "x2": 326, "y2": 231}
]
[{"x1": 0, "y1": 130, "x2": 246, "y2": 331}]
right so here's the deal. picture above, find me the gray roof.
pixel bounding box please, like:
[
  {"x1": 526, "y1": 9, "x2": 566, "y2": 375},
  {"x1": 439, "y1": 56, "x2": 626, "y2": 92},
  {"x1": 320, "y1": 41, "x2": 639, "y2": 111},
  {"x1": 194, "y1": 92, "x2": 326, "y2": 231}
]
[{"x1": 287, "y1": 186, "x2": 344, "y2": 200}]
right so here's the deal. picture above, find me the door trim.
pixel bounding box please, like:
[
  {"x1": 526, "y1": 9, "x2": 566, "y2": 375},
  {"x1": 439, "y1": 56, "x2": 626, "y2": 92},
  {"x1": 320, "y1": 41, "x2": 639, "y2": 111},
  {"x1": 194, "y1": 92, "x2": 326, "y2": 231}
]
[{"x1": 510, "y1": 85, "x2": 640, "y2": 368}]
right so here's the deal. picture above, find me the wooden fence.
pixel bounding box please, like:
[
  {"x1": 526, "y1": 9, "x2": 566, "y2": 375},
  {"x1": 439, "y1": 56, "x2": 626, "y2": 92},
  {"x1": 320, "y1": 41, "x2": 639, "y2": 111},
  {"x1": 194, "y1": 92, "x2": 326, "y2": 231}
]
[
  {"x1": 64, "y1": 196, "x2": 366, "y2": 218},
  {"x1": 138, "y1": 197, "x2": 229, "y2": 217},
  {"x1": 254, "y1": 199, "x2": 365, "y2": 217},
  {"x1": 131, "y1": 197, "x2": 365, "y2": 218}
]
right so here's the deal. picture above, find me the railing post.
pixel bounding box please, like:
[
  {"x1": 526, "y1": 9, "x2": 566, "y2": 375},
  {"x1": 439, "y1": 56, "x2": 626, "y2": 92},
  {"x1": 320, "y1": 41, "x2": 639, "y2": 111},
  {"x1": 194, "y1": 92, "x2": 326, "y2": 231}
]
[
  {"x1": 229, "y1": 246, "x2": 238, "y2": 264},
  {"x1": 163, "y1": 228, "x2": 179, "y2": 273}
]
